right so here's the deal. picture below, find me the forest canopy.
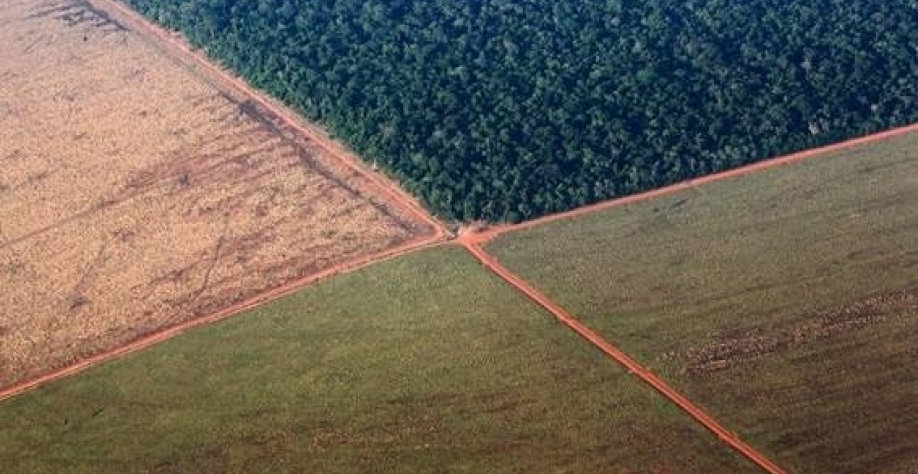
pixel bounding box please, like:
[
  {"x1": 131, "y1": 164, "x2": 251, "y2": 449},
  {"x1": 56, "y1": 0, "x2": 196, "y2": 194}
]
[{"x1": 122, "y1": 0, "x2": 918, "y2": 222}]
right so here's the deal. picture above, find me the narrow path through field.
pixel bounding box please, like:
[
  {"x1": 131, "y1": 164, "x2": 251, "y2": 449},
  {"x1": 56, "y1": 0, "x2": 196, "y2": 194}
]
[
  {"x1": 461, "y1": 124, "x2": 918, "y2": 473},
  {"x1": 5, "y1": 9, "x2": 914, "y2": 469},
  {"x1": 458, "y1": 234, "x2": 789, "y2": 474},
  {"x1": 454, "y1": 124, "x2": 916, "y2": 473}
]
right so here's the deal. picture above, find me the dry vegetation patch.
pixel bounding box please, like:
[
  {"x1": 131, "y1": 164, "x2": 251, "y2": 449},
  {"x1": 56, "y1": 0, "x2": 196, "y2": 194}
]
[{"x1": 0, "y1": 0, "x2": 432, "y2": 387}]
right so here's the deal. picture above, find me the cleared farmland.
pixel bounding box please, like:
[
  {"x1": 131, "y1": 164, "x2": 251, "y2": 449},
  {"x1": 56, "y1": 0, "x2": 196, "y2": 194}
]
[
  {"x1": 0, "y1": 247, "x2": 758, "y2": 473},
  {"x1": 0, "y1": 0, "x2": 434, "y2": 387},
  {"x1": 489, "y1": 131, "x2": 918, "y2": 474}
]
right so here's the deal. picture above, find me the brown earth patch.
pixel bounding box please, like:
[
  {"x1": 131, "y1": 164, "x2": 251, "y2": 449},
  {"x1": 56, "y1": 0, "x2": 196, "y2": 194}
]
[{"x1": 0, "y1": 0, "x2": 435, "y2": 387}]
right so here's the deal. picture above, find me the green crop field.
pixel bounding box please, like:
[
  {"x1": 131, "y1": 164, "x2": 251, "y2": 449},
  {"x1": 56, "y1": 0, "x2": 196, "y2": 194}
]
[
  {"x1": 489, "y1": 131, "x2": 918, "y2": 474},
  {"x1": 0, "y1": 247, "x2": 756, "y2": 474}
]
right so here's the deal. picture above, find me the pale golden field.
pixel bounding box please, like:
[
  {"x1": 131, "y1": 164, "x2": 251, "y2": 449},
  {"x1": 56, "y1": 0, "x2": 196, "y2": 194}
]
[{"x1": 0, "y1": 0, "x2": 433, "y2": 387}]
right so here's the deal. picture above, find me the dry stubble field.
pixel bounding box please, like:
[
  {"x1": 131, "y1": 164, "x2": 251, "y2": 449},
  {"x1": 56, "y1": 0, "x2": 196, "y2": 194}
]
[{"x1": 0, "y1": 0, "x2": 433, "y2": 387}]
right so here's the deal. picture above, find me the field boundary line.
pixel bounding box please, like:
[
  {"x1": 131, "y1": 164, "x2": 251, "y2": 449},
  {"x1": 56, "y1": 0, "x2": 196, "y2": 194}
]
[
  {"x1": 458, "y1": 237, "x2": 789, "y2": 474},
  {"x1": 88, "y1": 0, "x2": 446, "y2": 240},
  {"x1": 0, "y1": 237, "x2": 443, "y2": 402},
  {"x1": 473, "y1": 122, "x2": 918, "y2": 240}
]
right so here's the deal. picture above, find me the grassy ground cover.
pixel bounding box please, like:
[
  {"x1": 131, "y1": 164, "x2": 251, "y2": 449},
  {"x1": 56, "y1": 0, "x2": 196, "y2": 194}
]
[
  {"x1": 489, "y1": 131, "x2": 918, "y2": 474},
  {"x1": 0, "y1": 247, "x2": 756, "y2": 473}
]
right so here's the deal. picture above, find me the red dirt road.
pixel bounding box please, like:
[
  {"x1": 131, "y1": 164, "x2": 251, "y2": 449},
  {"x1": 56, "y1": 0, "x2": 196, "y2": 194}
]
[
  {"x1": 5, "y1": 8, "x2": 912, "y2": 468},
  {"x1": 459, "y1": 236, "x2": 789, "y2": 474}
]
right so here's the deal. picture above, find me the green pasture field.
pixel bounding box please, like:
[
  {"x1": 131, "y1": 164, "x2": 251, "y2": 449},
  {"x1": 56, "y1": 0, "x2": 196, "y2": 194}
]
[
  {"x1": 489, "y1": 131, "x2": 918, "y2": 474},
  {"x1": 0, "y1": 247, "x2": 756, "y2": 474}
]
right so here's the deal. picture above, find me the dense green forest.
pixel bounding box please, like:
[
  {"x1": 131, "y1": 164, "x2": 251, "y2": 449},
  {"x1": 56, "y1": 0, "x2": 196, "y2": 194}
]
[{"x1": 121, "y1": 0, "x2": 918, "y2": 221}]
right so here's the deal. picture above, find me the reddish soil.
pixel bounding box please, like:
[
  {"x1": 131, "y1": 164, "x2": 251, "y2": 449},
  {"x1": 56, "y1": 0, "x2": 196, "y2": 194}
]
[
  {"x1": 456, "y1": 124, "x2": 918, "y2": 474},
  {"x1": 0, "y1": 238, "x2": 440, "y2": 402},
  {"x1": 4, "y1": 7, "x2": 912, "y2": 473}
]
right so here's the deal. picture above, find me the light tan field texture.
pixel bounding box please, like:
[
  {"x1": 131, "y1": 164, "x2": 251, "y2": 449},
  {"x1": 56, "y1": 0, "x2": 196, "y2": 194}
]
[{"x1": 0, "y1": 0, "x2": 435, "y2": 388}]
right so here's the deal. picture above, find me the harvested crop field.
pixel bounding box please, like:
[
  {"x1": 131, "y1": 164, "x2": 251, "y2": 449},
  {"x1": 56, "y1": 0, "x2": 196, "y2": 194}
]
[
  {"x1": 0, "y1": 0, "x2": 435, "y2": 387},
  {"x1": 489, "y1": 131, "x2": 918, "y2": 473}
]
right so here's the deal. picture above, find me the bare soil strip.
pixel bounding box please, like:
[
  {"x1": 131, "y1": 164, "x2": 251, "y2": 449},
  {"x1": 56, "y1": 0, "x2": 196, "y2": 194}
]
[
  {"x1": 0, "y1": 238, "x2": 441, "y2": 403},
  {"x1": 684, "y1": 286, "x2": 918, "y2": 376},
  {"x1": 458, "y1": 236, "x2": 789, "y2": 474},
  {"x1": 3, "y1": 7, "x2": 910, "y2": 467}
]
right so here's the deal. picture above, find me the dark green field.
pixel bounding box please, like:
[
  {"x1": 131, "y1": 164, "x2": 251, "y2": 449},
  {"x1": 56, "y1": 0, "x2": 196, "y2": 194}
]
[
  {"x1": 489, "y1": 132, "x2": 918, "y2": 473},
  {"x1": 0, "y1": 247, "x2": 756, "y2": 473}
]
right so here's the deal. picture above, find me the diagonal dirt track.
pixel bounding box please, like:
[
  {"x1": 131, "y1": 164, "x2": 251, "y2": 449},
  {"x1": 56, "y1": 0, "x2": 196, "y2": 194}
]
[
  {"x1": 453, "y1": 125, "x2": 918, "y2": 474},
  {"x1": 458, "y1": 235, "x2": 789, "y2": 474},
  {"x1": 4, "y1": 8, "x2": 912, "y2": 471}
]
